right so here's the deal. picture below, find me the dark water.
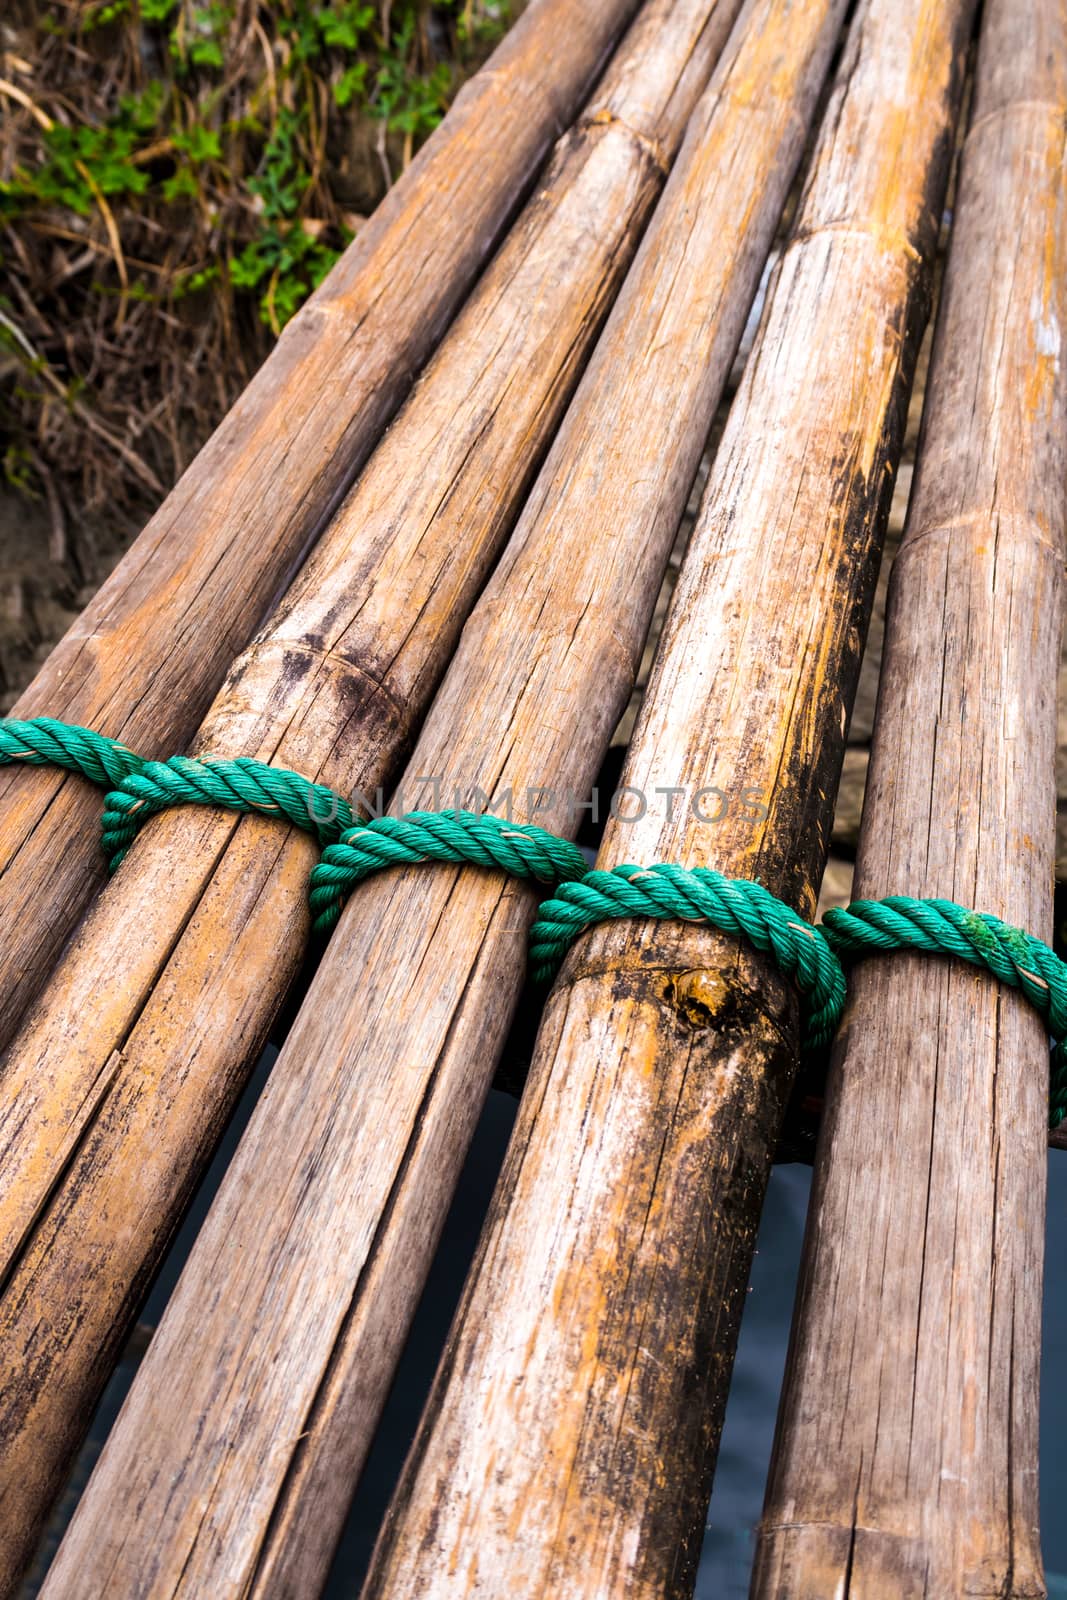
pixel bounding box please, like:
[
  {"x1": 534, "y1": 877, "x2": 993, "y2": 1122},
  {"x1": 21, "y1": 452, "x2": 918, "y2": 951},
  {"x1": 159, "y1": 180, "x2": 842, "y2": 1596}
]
[
  {"x1": 701, "y1": 1154, "x2": 1067, "y2": 1598},
  {"x1": 24, "y1": 1059, "x2": 1067, "y2": 1597}
]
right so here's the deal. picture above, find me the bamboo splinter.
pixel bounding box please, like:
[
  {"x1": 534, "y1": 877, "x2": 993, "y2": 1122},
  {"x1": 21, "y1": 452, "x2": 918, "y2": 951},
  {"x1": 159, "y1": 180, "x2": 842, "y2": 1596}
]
[
  {"x1": 755, "y1": 0, "x2": 1066, "y2": 1591},
  {"x1": 0, "y1": 0, "x2": 641, "y2": 1054},
  {"x1": 39, "y1": 1, "x2": 848, "y2": 1593}
]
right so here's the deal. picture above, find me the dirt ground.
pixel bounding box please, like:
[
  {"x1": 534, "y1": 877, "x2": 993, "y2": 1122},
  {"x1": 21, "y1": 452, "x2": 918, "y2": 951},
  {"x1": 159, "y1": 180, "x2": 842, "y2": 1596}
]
[{"x1": 0, "y1": 490, "x2": 142, "y2": 714}]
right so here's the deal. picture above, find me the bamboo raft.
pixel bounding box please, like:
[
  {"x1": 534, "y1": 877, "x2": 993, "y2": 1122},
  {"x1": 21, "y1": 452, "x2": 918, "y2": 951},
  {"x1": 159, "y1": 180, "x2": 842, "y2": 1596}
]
[{"x1": 1, "y1": 0, "x2": 1064, "y2": 1595}]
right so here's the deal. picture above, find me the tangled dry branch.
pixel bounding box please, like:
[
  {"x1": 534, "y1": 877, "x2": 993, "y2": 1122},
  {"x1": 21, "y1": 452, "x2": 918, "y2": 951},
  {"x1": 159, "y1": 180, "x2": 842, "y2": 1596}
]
[{"x1": 0, "y1": 0, "x2": 512, "y2": 517}]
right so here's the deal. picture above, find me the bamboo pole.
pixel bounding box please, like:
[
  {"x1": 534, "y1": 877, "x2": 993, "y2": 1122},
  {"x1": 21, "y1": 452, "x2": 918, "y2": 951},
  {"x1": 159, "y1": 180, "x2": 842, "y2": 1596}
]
[
  {"x1": 38, "y1": 3, "x2": 848, "y2": 1595},
  {"x1": 0, "y1": 3, "x2": 743, "y2": 1592},
  {"x1": 0, "y1": 0, "x2": 641, "y2": 1056},
  {"x1": 753, "y1": 1, "x2": 1066, "y2": 1592},
  {"x1": 353, "y1": 1, "x2": 976, "y2": 1592}
]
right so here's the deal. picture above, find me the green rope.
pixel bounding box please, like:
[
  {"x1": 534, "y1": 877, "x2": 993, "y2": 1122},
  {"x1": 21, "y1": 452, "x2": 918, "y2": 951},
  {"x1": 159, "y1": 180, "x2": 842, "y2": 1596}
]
[
  {"x1": 0, "y1": 717, "x2": 145, "y2": 789},
  {"x1": 528, "y1": 864, "x2": 846, "y2": 1055},
  {"x1": 3, "y1": 715, "x2": 1065, "y2": 1127},
  {"x1": 102, "y1": 756, "x2": 355, "y2": 870},
  {"x1": 0, "y1": 719, "x2": 585, "y2": 920},
  {"x1": 310, "y1": 811, "x2": 588, "y2": 930},
  {"x1": 822, "y1": 898, "x2": 1067, "y2": 1127},
  {"x1": 531, "y1": 875, "x2": 1067, "y2": 1128}
]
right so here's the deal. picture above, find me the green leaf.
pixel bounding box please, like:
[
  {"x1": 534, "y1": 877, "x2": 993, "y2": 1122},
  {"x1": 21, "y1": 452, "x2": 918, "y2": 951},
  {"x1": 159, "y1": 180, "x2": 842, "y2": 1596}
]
[
  {"x1": 174, "y1": 124, "x2": 222, "y2": 162},
  {"x1": 86, "y1": 0, "x2": 132, "y2": 29},
  {"x1": 333, "y1": 62, "x2": 368, "y2": 108},
  {"x1": 162, "y1": 166, "x2": 200, "y2": 201},
  {"x1": 188, "y1": 36, "x2": 225, "y2": 68},
  {"x1": 318, "y1": 2, "x2": 373, "y2": 49}
]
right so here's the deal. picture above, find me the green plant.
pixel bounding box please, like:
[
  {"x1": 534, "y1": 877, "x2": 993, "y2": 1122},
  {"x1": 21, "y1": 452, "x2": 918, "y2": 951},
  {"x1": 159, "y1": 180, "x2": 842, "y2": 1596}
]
[{"x1": 0, "y1": 0, "x2": 515, "y2": 509}]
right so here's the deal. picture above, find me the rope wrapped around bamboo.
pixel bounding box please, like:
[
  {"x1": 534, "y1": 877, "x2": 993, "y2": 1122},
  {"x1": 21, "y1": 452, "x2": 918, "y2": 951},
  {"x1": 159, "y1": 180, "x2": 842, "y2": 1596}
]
[
  {"x1": 36, "y1": 2, "x2": 849, "y2": 1593},
  {"x1": 0, "y1": 1, "x2": 747, "y2": 1591},
  {"x1": 754, "y1": 0, "x2": 1067, "y2": 1589},
  {"x1": 354, "y1": 0, "x2": 977, "y2": 1591},
  {"x1": 8, "y1": 714, "x2": 1066, "y2": 1131},
  {"x1": 0, "y1": 0, "x2": 643, "y2": 1059}
]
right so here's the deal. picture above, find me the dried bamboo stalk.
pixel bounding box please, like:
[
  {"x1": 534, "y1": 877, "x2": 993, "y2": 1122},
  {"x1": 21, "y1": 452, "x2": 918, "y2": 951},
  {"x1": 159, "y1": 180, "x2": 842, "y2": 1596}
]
[
  {"x1": 39, "y1": 2, "x2": 848, "y2": 1594},
  {"x1": 353, "y1": 1, "x2": 975, "y2": 1593},
  {"x1": 0, "y1": 0, "x2": 641, "y2": 1054},
  {"x1": 753, "y1": 1, "x2": 1067, "y2": 1592},
  {"x1": 0, "y1": 3, "x2": 742, "y2": 1591}
]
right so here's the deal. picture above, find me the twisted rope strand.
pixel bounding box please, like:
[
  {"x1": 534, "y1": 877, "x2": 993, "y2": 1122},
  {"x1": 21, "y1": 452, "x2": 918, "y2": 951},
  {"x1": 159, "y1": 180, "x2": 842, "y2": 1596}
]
[
  {"x1": 309, "y1": 811, "x2": 589, "y2": 930},
  {"x1": 0, "y1": 717, "x2": 145, "y2": 789},
  {"x1": 823, "y1": 898, "x2": 1067, "y2": 1126},
  {"x1": 102, "y1": 755, "x2": 355, "y2": 869},
  {"x1": 529, "y1": 864, "x2": 847, "y2": 1055},
  {"x1": 3, "y1": 716, "x2": 1064, "y2": 1127}
]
